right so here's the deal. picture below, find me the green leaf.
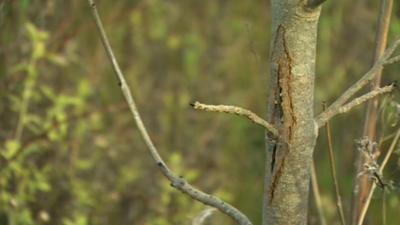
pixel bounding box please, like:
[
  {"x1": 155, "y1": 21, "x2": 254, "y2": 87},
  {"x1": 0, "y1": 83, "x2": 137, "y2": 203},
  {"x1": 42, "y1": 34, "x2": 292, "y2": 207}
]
[{"x1": 2, "y1": 140, "x2": 21, "y2": 160}]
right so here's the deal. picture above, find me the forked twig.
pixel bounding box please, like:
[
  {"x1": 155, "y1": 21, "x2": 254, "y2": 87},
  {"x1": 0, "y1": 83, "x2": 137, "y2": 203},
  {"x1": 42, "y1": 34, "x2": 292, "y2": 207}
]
[
  {"x1": 316, "y1": 38, "x2": 400, "y2": 127},
  {"x1": 87, "y1": 1, "x2": 252, "y2": 225},
  {"x1": 317, "y1": 85, "x2": 394, "y2": 127},
  {"x1": 337, "y1": 85, "x2": 394, "y2": 115}
]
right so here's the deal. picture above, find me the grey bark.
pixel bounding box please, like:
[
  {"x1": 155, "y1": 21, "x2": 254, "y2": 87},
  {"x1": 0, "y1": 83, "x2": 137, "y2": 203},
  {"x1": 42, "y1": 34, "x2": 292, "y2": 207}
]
[{"x1": 263, "y1": 1, "x2": 322, "y2": 225}]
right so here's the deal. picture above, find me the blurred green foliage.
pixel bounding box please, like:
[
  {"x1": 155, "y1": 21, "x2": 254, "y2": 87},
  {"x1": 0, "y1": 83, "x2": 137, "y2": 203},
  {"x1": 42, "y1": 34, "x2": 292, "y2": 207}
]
[{"x1": 0, "y1": 0, "x2": 399, "y2": 225}]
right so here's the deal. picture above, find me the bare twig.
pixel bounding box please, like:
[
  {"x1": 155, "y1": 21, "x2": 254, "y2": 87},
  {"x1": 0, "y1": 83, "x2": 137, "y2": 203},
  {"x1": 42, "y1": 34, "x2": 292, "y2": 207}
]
[
  {"x1": 191, "y1": 101, "x2": 279, "y2": 137},
  {"x1": 316, "y1": 38, "x2": 400, "y2": 127},
  {"x1": 323, "y1": 103, "x2": 346, "y2": 225},
  {"x1": 352, "y1": 1, "x2": 394, "y2": 223},
  {"x1": 357, "y1": 128, "x2": 400, "y2": 225},
  {"x1": 87, "y1": 1, "x2": 253, "y2": 225},
  {"x1": 383, "y1": 55, "x2": 400, "y2": 64},
  {"x1": 382, "y1": 189, "x2": 387, "y2": 225},
  {"x1": 380, "y1": 135, "x2": 399, "y2": 172},
  {"x1": 337, "y1": 85, "x2": 394, "y2": 115},
  {"x1": 317, "y1": 85, "x2": 394, "y2": 127},
  {"x1": 311, "y1": 162, "x2": 327, "y2": 225}
]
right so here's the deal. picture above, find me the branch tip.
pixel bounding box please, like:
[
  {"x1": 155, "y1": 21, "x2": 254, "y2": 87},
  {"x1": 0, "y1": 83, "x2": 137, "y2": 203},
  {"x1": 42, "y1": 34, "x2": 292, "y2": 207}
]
[
  {"x1": 316, "y1": 38, "x2": 400, "y2": 128},
  {"x1": 192, "y1": 101, "x2": 279, "y2": 138},
  {"x1": 189, "y1": 101, "x2": 197, "y2": 108},
  {"x1": 390, "y1": 80, "x2": 397, "y2": 88}
]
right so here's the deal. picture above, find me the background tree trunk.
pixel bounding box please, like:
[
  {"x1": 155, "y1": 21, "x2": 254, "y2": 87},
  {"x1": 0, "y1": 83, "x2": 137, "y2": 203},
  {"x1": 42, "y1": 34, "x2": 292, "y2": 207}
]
[{"x1": 263, "y1": 1, "x2": 322, "y2": 225}]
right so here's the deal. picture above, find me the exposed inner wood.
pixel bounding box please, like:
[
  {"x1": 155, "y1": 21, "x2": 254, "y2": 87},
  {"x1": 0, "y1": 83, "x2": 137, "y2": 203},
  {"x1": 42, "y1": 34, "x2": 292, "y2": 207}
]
[{"x1": 268, "y1": 25, "x2": 297, "y2": 202}]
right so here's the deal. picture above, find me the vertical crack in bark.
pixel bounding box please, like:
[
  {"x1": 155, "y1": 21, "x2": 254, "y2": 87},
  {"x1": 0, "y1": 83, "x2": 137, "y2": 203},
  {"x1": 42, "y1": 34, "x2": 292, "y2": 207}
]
[
  {"x1": 269, "y1": 26, "x2": 285, "y2": 174},
  {"x1": 279, "y1": 27, "x2": 296, "y2": 141},
  {"x1": 270, "y1": 144, "x2": 278, "y2": 172},
  {"x1": 269, "y1": 25, "x2": 297, "y2": 202}
]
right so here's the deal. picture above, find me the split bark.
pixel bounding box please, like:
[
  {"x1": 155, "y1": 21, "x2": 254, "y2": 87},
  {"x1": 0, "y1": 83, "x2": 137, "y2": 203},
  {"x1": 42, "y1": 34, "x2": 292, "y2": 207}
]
[{"x1": 263, "y1": 1, "x2": 322, "y2": 225}]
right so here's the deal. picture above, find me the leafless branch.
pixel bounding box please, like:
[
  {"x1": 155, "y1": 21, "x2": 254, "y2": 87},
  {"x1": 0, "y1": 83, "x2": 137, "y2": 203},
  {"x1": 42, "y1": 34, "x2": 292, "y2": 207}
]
[
  {"x1": 339, "y1": 85, "x2": 394, "y2": 114},
  {"x1": 323, "y1": 105, "x2": 346, "y2": 225},
  {"x1": 321, "y1": 85, "x2": 394, "y2": 125},
  {"x1": 357, "y1": 128, "x2": 400, "y2": 225},
  {"x1": 317, "y1": 85, "x2": 394, "y2": 127},
  {"x1": 315, "y1": 37, "x2": 400, "y2": 127},
  {"x1": 87, "y1": 1, "x2": 252, "y2": 225},
  {"x1": 383, "y1": 55, "x2": 400, "y2": 64},
  {"x1": 382, "y1": 189, "x2": 387, "y2": 225},
  {"x1": 191, "y1": 101, "x2": 279, "y2": 137},
  {"x1": 311, "y1": 162, "x2": 327, "y2": 225}
]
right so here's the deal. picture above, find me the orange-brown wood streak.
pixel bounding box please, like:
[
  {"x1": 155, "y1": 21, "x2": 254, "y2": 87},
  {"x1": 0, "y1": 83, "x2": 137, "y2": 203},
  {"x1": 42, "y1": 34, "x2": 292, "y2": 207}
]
[{"x1": 269, "y1": 25, "x2": 297, "y2": 202}]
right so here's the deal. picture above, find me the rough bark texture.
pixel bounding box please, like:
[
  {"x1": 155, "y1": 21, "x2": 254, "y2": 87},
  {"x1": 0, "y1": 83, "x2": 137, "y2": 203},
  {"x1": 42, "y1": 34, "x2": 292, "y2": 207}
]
[{"x1": 263, "y1": 1, "x2": 321, "y2": 225}]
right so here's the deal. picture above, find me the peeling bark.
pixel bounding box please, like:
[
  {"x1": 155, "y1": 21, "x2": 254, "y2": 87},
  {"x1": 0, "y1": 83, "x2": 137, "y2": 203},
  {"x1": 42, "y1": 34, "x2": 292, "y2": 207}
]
[{"x1": 263, "y1": 1, "x2": 321, "y2": 225}]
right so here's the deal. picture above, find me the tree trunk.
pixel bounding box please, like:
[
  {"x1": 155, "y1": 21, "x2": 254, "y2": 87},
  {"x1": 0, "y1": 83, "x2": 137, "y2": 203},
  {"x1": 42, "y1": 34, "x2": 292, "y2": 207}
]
[{"x1": 263, "y1": 1, "x2": 321, "y2": 225}]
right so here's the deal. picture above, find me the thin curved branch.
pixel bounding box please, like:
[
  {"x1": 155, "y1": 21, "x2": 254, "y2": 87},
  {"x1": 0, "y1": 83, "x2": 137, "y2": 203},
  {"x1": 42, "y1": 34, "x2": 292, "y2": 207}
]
[
  {"x1": 311, "y1": 162, "x2": 328, "y2": 225},
  {"x1": 323, "y1": 105, "x2": 346, "y2": 225},
  {"x1": 317, "y1": 85, "x2": 394, "y2": 126},
  {"x1": 191, "y1": 101, "x2": 279, "y2": 137},
  {"x1": 87, "y1": 1, "x2": 253, "y2": 225},
  {"x1": 315, "y1": 39, "x2": 400, "y2": 127}
]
